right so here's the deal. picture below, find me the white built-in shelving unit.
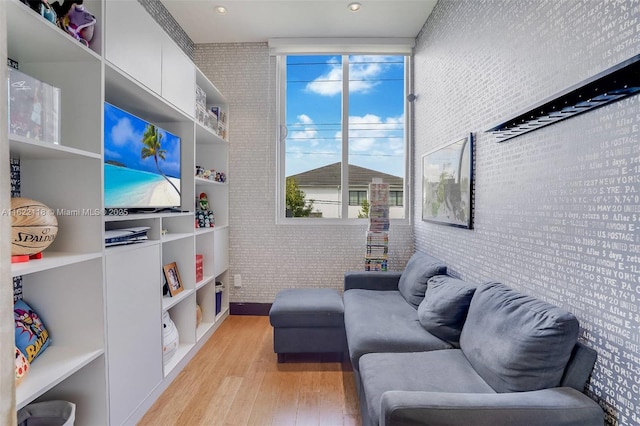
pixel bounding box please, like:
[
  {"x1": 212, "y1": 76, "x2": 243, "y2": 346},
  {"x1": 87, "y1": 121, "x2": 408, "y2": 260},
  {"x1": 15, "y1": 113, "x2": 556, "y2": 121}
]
[{"x1": 6, "y1": 0, "x2": 230, "y2": 423}]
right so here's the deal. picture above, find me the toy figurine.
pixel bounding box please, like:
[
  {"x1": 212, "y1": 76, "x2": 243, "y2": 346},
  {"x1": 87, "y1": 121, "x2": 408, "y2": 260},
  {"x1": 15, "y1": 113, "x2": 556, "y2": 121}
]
[{"x1": 51, "y1": 0, "x2": 96, "y2": 46}]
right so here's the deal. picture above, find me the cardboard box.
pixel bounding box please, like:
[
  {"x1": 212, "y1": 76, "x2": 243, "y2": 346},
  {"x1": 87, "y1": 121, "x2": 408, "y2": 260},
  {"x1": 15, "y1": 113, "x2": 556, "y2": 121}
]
[{"x1": 8, "y1": 67, "x2": 60, "y2": 144}]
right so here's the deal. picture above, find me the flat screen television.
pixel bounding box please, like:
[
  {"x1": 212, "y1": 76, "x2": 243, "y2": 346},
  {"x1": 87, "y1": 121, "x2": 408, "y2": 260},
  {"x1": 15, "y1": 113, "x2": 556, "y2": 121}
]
[{"x1": 104, "y1": 102, "x2": 181, "y2": 212}]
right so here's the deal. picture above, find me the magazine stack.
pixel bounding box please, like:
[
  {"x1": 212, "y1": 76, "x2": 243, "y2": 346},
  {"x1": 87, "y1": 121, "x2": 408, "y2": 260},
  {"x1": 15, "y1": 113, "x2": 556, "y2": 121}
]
[{"x1": 365, "y1": 180, "x2": 390, "y2": 271}]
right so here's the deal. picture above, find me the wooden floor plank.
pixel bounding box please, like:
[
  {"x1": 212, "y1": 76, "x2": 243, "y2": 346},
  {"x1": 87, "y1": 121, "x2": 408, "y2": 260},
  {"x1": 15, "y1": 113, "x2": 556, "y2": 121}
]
[{"x1": 138, "y1": 315, "x2": 360, "y2": 426}]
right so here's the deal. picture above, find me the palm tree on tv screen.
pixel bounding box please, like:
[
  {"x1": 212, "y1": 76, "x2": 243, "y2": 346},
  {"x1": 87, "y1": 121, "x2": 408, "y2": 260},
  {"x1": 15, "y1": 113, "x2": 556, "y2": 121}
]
[{"x1": 141, "y1": 124, "x2": 181, "y2": 197}]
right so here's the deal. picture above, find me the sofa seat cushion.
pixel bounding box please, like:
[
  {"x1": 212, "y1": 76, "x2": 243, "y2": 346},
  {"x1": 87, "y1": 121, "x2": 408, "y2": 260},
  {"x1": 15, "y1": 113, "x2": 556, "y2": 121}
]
[
  {"x1": 397, "y1": 252, "x2": 447, "y2": 308},
  {"x1": 460, "y1": 282, "x2": 580, "y2": 393},
  {"x1": 344, "y1": 289, "x2": 452, "y2": 370},
  {"x1": 417, "y1": 275, "x2": 476, "y2": 347},
  {"x1": 360, "y1": 350, "x2": 495, "y2": 424}
]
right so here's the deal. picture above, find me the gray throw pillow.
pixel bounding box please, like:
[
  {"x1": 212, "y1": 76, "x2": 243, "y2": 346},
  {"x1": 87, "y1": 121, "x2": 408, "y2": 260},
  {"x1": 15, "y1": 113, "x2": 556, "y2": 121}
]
[
  {"x1": 460, "y1": 282, "x2": 580, "y2": 393},
  {"x1": 417, "y1": 275, "x2": 476, "y2": 346},
  {"x1": 397, "y1": 252, "x2": 446, "y2": 308}
]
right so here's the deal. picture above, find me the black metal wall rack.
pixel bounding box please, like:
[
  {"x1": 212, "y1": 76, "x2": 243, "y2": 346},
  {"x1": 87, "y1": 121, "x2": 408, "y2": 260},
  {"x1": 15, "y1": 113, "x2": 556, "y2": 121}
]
[{"x1": 486, "y1": 53, "x2": 640, "y2": 142}]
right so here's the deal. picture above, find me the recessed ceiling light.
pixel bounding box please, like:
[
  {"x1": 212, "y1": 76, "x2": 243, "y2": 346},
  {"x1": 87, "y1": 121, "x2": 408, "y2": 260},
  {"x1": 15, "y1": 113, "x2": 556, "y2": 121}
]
[
  {"x1": 348, "y1": 2, "x2": 361, "y2": 12},
  {"x1": 214, "y1": 5, "x2": 227, "y2": 15}
]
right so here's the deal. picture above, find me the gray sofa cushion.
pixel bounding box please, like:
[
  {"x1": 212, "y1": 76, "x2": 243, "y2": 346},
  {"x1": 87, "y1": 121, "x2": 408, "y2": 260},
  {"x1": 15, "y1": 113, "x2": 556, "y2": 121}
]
[
  {"x1": 360, "y1": 350, "x2": 495, "y2": 424},
  {"x1": 460, "y1": 282, "x2": 580, "y2": 393},
  {"x1": 344, "y1": 289, "x2": 452, "y2": 370},
  {"x1": 397, "y1": 252, "x2": 447, "y2": 308},
  {"x1": 417, "y1": 275, "x2": 476, "y2": 346}
]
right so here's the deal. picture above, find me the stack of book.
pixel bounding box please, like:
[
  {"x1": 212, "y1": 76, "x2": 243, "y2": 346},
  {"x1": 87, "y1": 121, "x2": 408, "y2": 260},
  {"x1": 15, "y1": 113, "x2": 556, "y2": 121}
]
[{"x1": 365, "y1": 181, "x2": 390, "y2": 271}]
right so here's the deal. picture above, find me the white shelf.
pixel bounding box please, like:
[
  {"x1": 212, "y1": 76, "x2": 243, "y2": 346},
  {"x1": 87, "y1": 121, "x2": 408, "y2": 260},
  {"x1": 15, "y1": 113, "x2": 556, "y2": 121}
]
[
  {"x1": 216, "y1": 306, "x2": 230, "y2": 322},
  {"x1": 161, "y1": 232, "x2": 193, "y2": 243},
  {"x1": 163, "y1": 343, "x2": 194, "y2": 377},
  {"x1": 104, "y1": 240, "x2": 160, "y2": 254},
  {"x1": 6, "y1": 0, "x2": 101, "y2": 63},
  {"x1": 195, "y1": 177, "x2": 227, "y2": 186},
  {"x1": 11, "y1": 251, "x2": 102, "y2": 277},
  {"x1": 5, "y1": 1, "x2": 230, "y2": 422},
  {"x1": 9, "y1": 136, "x2": 101, "y2": 160},
  {"x1": 196, "y1": 275, "x2": 215, "y2": 290},
  {"x1": 195, "y1": 227, "x2": 216, "y2": 236},
  {"x1": 104, "y1": 211, "x2": 193, "y2": 223},
  {"x1": 162, "y1": 288, "x2": 194, "y2": 311},
  {"x1": 16, "y1": 346, "x2": 104, "y2": 409},
  {"x1": 196, "y1": 321, "x2": 215, "y2": 341},
  {"x1": 195, "y1": 122, "x2": 227, "y2": 145}
]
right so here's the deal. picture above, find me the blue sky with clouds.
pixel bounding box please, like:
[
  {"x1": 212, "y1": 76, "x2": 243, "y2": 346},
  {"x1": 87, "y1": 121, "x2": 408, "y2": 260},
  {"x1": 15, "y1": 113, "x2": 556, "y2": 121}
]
[
  {"x1": 104, "y1": 102, "x2": 181, "y2": 178},
  {"x1": 285, "y1": 55, "x2": 405, "y2": 178}
]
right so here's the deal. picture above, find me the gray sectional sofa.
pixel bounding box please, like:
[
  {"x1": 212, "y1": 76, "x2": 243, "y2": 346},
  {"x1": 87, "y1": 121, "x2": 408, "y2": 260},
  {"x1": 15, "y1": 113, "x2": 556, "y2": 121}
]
[{"x1": 343, "y1": 251, "x2": 604, "y2": 426}]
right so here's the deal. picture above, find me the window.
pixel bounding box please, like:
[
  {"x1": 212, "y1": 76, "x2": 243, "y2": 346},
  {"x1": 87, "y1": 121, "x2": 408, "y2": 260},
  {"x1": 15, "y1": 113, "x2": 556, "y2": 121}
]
[
  {"x1": 277, "y1": 53, "x2": 410, "y2": 221},
  {"x1": 349, "y1": 190, "x2": 367, "y2": 206},
  {"x1": 390, "y1": 191, "x2": 404, "y2": 207}
]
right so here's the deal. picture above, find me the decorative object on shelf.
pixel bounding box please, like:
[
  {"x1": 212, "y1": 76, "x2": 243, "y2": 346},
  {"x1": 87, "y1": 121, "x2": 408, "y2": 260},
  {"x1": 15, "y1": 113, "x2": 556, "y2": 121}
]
[
  {"x1": 11, "y1": 197, "x2": 58, "y2": 262},
  {"x1": 17, "y1": 400, "x2": 76, "y2": 426},
  {"x1": 487, "y1": 53, "x2": 640, "y2": 141},
  {"x1": 15, "y1": 346, "x2": 30, "y2": 386},
  {"x1": 8, "y1": 57, "x2": 19, "y2": 70},
  {"x1": 14, "y1": 299, "x2": 51, "y2": 364},
  {"x1": 196, "y1": 165, "x2": 226, "y2": 183},
  {"x1": 163, "y1": 262, "x2": 184, "y2": 297},
  {"x1": 162, "y1": 311, "x2": 179, "y2": 365},
  {"x1": 195, "y1": 304, "x2": 202, "y2": 327},
  {"x1": 215, "y1": 281, "x2": 224, "y2": 315},
  {"x1": 422, "y1": 133, "x2": 474, "y2": 229},
  {"x1": 208, "y1": 106, "x2": 227, "y2": 139},
  {"x1": 195, "y1": 192, "x2": 215, "y2": 228},
  {"x1": 8, "y1": 67, "x2": 61, "y2": 144},
  {"x1": 21, "y1": 0, "x2": 57, "y2": 25},
  {"x1": 51, "y1": 0, "x2": 97, "y2": 47},
  {"x1": 195, "y1": 254, "x2": 203, "y2": 282}
]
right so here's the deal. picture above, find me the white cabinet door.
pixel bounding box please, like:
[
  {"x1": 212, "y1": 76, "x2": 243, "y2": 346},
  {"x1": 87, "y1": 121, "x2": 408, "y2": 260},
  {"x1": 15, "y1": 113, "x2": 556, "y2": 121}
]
[
  {"x1": 105, "y1": 0, "x2": 162, "y2": 94},
  {"x1": 162, "y1": 33, "x2": 196, "y2": 117},
  {"x1": 214, "y1": 227, "x2": 229, "y2": 277},
  {"x1": 106, "y1": 244, "x2": 163, "y2": 426}
]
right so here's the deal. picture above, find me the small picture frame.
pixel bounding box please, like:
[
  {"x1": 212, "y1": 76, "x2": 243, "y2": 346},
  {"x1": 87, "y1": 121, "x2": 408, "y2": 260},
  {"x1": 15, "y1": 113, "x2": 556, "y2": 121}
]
[{"x1": 163, "y1": 262, "x2": 184, "y2": 297}]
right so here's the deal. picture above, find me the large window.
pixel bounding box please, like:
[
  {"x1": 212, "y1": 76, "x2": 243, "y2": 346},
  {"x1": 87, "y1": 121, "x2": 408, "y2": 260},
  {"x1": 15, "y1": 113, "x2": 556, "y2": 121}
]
[{"x1": 278, "y1": 54, "x2": 410, "y2": 221}]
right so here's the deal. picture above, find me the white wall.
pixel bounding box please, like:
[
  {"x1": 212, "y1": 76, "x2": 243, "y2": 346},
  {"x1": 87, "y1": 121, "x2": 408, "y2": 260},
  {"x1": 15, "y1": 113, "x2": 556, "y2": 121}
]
[{"x1": 195, "y1": 43, "x2": 413, "y2": 302}]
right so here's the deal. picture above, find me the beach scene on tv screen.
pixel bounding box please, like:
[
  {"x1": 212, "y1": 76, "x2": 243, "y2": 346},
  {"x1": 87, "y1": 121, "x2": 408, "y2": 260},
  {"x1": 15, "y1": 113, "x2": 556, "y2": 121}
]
[{"x1": 104, "y1": 103, "x2": 181, "y2": 208}]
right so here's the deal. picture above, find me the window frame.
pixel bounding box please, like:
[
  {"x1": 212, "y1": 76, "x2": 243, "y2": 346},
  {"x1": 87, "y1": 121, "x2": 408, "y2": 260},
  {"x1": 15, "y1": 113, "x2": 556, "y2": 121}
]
[{"x1": 275, "y1": 53, "x2": 412, "y2": 225}]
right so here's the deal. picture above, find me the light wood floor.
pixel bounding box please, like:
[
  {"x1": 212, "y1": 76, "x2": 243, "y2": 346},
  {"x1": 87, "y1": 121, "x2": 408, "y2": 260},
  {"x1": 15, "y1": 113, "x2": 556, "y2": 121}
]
[{"x1": 138, "y1": 315, "x2": 361, "y2": 426}]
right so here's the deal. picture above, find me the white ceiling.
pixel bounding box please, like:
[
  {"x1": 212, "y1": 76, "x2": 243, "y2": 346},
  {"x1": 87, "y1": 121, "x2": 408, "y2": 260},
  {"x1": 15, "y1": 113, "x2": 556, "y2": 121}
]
[{"x1": 159, "y1": 0, "x2": 438, "y2": 44}]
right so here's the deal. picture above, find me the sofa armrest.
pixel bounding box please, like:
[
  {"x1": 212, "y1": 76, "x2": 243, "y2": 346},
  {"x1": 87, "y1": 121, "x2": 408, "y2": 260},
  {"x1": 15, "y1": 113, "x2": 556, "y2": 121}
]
[
  {"x1": 344, "y1": 271, "x2": 403, "y2": 291},
  {"x1": 380, "y1": 388, "x2": 603, "y2": 426}
]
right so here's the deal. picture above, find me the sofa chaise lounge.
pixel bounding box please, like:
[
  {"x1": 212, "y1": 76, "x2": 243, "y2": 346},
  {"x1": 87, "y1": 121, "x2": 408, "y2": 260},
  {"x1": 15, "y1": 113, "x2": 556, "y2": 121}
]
[{"x1": 343, "y1": 251, "x2": 604, "y2": 426}]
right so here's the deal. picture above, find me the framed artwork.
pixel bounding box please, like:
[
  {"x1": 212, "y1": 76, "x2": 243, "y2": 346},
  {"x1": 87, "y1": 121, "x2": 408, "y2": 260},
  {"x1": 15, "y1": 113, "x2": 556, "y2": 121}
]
[
  {"x1": 422, "y1": 133, "x2": 473, "y2": 229},
  {"x1": 163, "y1": 262, "x2": 184, "y2": 297}
]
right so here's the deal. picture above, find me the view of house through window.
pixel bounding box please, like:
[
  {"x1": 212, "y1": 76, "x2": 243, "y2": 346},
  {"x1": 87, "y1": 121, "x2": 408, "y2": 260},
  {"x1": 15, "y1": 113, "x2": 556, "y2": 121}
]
[{"x1": 280, "y1": 54, "x2": 408, "y2": 220}]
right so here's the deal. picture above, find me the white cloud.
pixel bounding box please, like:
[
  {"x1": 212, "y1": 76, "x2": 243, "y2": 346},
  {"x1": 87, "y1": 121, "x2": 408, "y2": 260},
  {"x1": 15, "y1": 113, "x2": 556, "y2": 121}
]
[
  {"x1": 345, "y1": 113, "x2": 404, "y2": 155},
  {"x1": 289, "y1": 114, "x2": 319, "y2": 145},
  {"x1": 110, "y1": 117, "x2": 137, "y2": 147},
  {"x1": 305, "y1": 55, "x2": 399, "y2": 96}
]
